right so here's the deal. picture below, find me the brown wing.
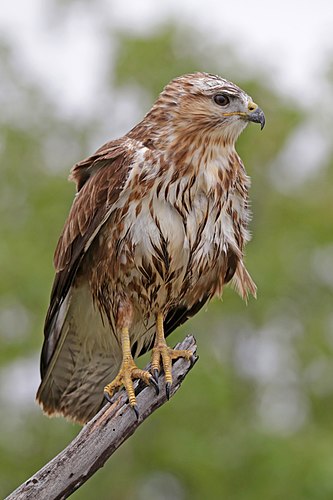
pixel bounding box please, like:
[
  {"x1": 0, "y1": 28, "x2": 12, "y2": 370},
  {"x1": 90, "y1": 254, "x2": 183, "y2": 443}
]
[{"x1": 40, "y1": 138, "x2": 136, "y2": 377}]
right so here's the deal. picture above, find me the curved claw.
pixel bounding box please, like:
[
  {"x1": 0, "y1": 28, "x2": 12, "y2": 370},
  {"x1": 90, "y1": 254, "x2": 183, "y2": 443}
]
[
  {"x1": 166, "y1": 381, "x2": 171, "y2": 400},
  {"x1": 190, "y1": 354, "x2": 196, "y2": 367},
  {"x1": 133, "y1": 404, "x2": 139, "y2": 420},
  {"x1": 104, "y1": 391, "x2": 113, "y2": 404},
  {"x1": 150, "y1": 375, "x2": 160, "y2": 395}
]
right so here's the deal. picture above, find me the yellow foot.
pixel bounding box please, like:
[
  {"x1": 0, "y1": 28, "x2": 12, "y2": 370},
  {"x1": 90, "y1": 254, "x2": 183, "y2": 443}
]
[
  {"x1": 104, "y1": 358, "x2": 159, "y2": 418},
  {"x1": 151, "y1": 344, "x2": 195, "y2": 399}
]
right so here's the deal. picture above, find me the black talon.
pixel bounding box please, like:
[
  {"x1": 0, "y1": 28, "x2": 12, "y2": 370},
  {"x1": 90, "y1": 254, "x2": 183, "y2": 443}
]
[
  {"x1": 166, "y1": 382, "x2": 171, "y2": 400},
  {"x1": 190, "y1": 354, "x2": 196, "y2": 367},
  {"x1": 150, "y1": 376, "x2": 160, "y2": 395},
  {"x1": 133, "y1": 404, "x2": 139, "y2": 420},
  {"x1": 104, "y1": 391, "x2": 113, "y2": 404},
  {"x1": 152, "y1": 368, "x2": 159, "y2": 384}
]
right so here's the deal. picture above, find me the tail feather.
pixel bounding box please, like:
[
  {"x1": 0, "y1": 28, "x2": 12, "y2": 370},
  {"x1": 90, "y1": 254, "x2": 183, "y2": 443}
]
[{"x1": 36, "y1": 284, "x2": 122, "y2": 424}]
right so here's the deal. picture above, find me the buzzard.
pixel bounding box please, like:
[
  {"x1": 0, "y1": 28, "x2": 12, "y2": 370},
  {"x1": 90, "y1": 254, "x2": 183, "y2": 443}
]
[{"x1": 36, "y1": 72, "x2": 265, "y2": 423}]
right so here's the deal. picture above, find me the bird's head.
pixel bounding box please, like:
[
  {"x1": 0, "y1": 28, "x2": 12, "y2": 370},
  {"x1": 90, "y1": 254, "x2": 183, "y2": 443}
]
[{"x1": 151, "y1": 72, "x2": 265, "y2": 146}]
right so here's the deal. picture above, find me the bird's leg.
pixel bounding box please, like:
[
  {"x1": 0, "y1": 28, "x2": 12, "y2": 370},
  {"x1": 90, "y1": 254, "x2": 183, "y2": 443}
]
[
  {"x1": 104, "y1": 301, "x2": 158, "y2": 418},
  {"x1": 151, "y1": 312, "x2": 195, "y2": 399}
]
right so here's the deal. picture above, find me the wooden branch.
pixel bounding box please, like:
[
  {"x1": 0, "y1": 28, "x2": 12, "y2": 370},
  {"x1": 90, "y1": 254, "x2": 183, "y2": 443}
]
[{"x1": 6, "y1": 335, "x2": 198, "y2": 500}]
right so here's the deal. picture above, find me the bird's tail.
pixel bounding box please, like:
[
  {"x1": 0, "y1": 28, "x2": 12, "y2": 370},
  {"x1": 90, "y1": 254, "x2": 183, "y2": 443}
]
[{"x1": 36, "y1": 285, "x2": 122, "y2": 424}]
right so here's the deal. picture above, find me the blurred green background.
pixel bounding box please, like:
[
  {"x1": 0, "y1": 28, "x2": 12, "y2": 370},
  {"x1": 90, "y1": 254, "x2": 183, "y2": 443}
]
[{"x1": 1, "y1": 2, "x2": 333, "y2": 499}]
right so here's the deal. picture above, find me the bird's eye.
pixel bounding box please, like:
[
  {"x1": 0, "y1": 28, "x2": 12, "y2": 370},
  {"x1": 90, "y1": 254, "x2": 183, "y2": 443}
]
[{"x1": 213, "y1": 94, "x2": 230, "y2": 106}]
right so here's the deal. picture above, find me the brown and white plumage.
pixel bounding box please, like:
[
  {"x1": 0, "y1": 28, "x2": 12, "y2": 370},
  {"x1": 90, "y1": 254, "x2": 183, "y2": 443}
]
[{"x1": 36, "y1": 72, "x2": 265, "y2": 423}]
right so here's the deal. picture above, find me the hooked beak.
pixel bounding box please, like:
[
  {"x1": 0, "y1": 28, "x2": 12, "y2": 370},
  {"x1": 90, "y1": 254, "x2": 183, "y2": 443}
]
[{"x1": 247, "y1": 106, "x2": 265, "y2": 130}]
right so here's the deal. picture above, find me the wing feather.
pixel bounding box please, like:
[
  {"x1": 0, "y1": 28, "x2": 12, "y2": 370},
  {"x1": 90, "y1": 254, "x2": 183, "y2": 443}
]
[{"x1": 40, "y1": 138, "x2": 136, "y2": 377}]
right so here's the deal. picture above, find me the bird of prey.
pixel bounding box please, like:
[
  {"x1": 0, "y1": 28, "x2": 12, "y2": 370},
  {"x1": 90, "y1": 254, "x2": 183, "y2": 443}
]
[{"x1": 36, "y1": 72, "x2": 265, "y2": 424}]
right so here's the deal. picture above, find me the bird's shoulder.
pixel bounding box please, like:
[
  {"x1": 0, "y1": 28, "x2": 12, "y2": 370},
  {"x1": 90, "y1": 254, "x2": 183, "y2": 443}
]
[
  {"x1": 54, "y1": 136, "x2": 157, "y2": 272},
  {"x1": 69, "y1": 136, "x2": 154, "y2": 192}
]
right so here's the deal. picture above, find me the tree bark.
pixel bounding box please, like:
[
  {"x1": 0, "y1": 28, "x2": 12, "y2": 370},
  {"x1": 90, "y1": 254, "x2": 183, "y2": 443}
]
[{"x1": 6, "y1": 335, "x2": 198, "y2": 500}]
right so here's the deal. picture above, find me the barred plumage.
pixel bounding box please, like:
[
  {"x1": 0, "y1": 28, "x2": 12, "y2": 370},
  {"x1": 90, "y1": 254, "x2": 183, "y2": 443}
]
[{"x1": 36, "y1": 72, "x2": 265, "y2": 423}]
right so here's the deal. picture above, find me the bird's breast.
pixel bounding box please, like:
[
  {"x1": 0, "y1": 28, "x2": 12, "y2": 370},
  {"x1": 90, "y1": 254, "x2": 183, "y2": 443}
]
[{"x1": 118, "y1": 181, "x2": 239, "y2": 310}]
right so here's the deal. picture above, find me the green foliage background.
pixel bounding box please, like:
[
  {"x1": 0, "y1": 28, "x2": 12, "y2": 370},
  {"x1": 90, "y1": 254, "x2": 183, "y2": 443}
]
[{"x1": 1, "y1": 14, "x2": 333, "y2": 500}]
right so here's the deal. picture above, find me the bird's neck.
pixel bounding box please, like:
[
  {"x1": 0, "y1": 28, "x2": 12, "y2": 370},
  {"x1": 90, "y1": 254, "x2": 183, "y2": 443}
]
[
  {"x1": 129, "y1": 117, "x2": 244, "y2": 192},
  {"x1": 166, "y1": 130, "x2": 242, "y2": 191}
]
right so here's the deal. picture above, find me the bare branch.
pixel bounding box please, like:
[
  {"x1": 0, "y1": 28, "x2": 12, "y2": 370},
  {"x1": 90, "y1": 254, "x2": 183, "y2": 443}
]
[{"x1": 6, "y1": 335, "x2": 198, "y2": 500}]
